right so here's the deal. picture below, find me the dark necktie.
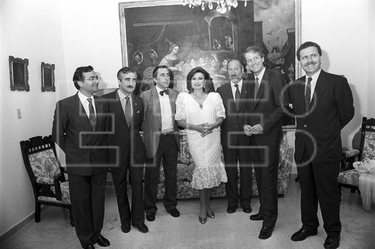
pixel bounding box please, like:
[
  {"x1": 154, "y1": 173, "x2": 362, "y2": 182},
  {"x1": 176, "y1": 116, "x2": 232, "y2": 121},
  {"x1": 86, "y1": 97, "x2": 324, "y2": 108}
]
[
  {"x1": 305, "y1": 77, "x2": 312, "y2": 112},
  {"x1": 159, "y1": 89, "x2": 169, "y2": 96},
  {"x1": 254, "y1": 77, "x2": 260, "y2": 98},
  {"x1": 87, "y1": 98, "x2": 96, "y2": 129},
  {"x1": 234, "y1": 84, "x2": 240, "y2": 110},
  {"x1": 124, "y1": 96, "x2": 131, "y2": 126}
]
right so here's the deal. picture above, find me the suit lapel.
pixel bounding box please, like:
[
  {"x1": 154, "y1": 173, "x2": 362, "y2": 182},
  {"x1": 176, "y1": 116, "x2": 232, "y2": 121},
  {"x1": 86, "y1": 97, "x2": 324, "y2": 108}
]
[
  {"x1": 223, "y1": 83, "x2": 236, "y2": 112},
  {"x1": 313, "y1": 70, "x2": 326, "y2": 105},
  {"x1": 131, "y1": 93, "x2": 142, "y2": 128},
  {"x1": 238, "y1": 80, "x2": 250, "y2": 111},
  {"x1": 150, "y1": 87, "x2": 162, "y2": 128},
  {"x1": 256, "y1": 69, "x2": 268, "y2": 101},
  {"x1": 75, "y1": 93, "x2": 94, "y2": 131}
]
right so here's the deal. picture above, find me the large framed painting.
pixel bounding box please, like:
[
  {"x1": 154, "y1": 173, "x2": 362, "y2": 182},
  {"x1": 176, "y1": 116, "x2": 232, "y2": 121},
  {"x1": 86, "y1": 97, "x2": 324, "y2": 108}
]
[{"x1": 119, "y1": 0, "x2": 301, "y2": 127}]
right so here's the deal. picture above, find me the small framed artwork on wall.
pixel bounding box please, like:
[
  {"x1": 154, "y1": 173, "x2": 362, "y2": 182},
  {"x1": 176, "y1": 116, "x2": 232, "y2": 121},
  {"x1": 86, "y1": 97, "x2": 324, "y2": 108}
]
[
  {"x1": 41, "y1": 62, "x2": 55, "y2": 92},
  {"x1": 9, "y1": 56, "x2": 29, "y2": 92}
]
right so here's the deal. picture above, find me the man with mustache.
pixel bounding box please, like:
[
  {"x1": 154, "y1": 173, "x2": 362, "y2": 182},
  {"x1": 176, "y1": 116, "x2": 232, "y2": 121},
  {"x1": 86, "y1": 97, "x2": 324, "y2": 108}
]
[
  {"x1": 217, "y1": 59, "x2": 253, "y2": 215},
  {"x1": 243, "y1": 46, "x2": 288, "y2": 240},
  {"x1": 289, "y1": 41, "x2": 354, "y2": 249},
  {"x1": 102, "y1": 67, "x2": 148, "y2": 234}
]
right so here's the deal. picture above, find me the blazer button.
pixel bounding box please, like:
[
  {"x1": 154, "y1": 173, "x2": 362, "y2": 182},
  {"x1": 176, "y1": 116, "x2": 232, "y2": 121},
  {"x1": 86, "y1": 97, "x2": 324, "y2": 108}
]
[{"x1": 304, "y1": 124, "x2": 307, "y2": 128}]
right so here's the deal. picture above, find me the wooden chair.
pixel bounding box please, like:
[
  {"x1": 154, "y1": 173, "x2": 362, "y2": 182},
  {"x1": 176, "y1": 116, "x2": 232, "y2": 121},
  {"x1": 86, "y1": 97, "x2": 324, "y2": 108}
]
[
  {"x1": 20, "y1": 135, "x2": 73, "y2": 226},
  {"x1": 338, "y1": 117, "x2": 375, "y2": 193}
]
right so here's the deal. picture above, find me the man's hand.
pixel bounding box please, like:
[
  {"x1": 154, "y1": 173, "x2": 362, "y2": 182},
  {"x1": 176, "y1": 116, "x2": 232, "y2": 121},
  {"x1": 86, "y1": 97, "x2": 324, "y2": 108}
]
[{"x1": 243, "y1": 124, "x2": 263, "y2": 136}]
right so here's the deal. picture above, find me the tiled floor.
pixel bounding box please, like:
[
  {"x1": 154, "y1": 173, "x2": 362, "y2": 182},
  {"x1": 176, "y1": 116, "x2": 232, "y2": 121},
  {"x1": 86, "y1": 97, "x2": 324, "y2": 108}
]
[{"x1": 1, "y1": 176, "x2": 374, "y2": 249}]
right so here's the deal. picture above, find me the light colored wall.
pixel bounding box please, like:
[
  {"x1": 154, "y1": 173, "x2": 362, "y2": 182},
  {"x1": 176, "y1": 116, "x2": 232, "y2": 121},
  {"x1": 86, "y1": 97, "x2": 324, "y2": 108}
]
[
  {"x1": 300, "y1": 0, "x2": 374, "y2": 148},
  {"x1": 0, "y1": 0, "x2": 66, "y2": 236},
  {"x1": 0, "y1": 0, "x2": 373, "y2": 237}
]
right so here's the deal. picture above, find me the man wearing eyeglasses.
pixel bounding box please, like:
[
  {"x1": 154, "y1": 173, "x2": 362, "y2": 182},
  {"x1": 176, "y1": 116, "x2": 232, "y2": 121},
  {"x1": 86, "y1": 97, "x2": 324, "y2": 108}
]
[{"x1": 52, "y1": 66, "x2": 110, "y2": 249}]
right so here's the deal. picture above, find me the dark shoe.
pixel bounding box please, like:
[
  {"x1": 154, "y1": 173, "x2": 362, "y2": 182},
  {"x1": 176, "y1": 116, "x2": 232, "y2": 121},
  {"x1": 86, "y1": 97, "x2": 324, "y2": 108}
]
[
  {"x1": 146, "y1": 213, "x2": 155, "y2": 222},
  {"x1": 227, "y1": 206, "x2": 237, "y2": 214},
  {"x1": 96, "y1": 235, "x2": 110, "y2": 247},
  {"x1": 250, "y1": 213, "x2": 263, "y2": 221},
  {"x1": 84, "y1": 245, "x2": 95, "y2": 249},
  {"x1": 324, "y1": 235, "x2": 340, "y2": 249},
  {"x1": 121, "y1": 224, "x2": 131, "y2": 233},
  {"x1": 259, "y1": 226, "x2": 274, "y2": 240},
  {"x1": 168, "y1": 208, "x2": 180, "y2": 218},
  {"x1": 291, "y1": 228, "x2": 318, "y2": 242},
  {"x1": 133, "y1": 223, "x2": 149, "y2": 233},
  {"x1": 199, "y1": 216, "x2": 207, "y2": 224},
  {"x1": 242, "y1": 206, "x2": 252, "y2": 213},
  {"x1": 206, "y1": 211, "x2": 215, "y2": 219}
]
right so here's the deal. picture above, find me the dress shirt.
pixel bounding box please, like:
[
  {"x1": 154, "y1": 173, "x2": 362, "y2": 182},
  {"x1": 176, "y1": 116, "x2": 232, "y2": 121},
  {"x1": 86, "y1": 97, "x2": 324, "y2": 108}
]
[
  {"x1": 305, "y1": 69, "x2": 321, "y2": 101},
  {"x1": 231, "y1": 79, "x2": 243, "y2": 101},
  {"x1": 117, "y1": 89, "x2": 133, "y2": 117},
  {"x1": 254, "y1": 67, "x2": 266, "y2": 89},
  {"x1": 78, "y1": 91, "x2": 96, "y2": 118},
  {"x1": 156, "y1": 85, "x2": 174, "y2": 133}
]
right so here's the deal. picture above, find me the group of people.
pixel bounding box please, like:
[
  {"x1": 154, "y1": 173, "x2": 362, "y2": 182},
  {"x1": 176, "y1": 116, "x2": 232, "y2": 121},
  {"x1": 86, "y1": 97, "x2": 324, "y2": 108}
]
[{"x1": 52, "y1": 41, "x2": 354, "y2": 249}]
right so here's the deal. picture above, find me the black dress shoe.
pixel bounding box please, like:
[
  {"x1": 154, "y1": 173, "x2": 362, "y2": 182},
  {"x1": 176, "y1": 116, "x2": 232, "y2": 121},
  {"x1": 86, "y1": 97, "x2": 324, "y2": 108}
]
[
  {"x1": 250, "y1": 213, "x2": 263, "y2": 221},
  {"x1": 146, "y1": 213, "x2": 155, "y2": 222},
  {"x1": 242, "y1": 206, "x2": 252, "y2": 213},
  {"x1": 84, "y1": 245, "x2": 94, "y2": 249},
  {"x1": 259, "y1": 226, "x2": 274, "y2": 240},
  {"x1": 291, "y1": 228, "x2": 318, "y2": 241},
  {"x1": 121, "y1": 224, "x2": 131, "y2": 233},
  {"x1": 168, "y1": 208, "x2": 180, "y2": 218},
  {"x1": 324, "y1": 235, "x2": 340, "y2": 249},
  {"x1": 133, "y1": 223, "x2": 149, "y2": 233},
  {"x1": 96, "y1": 235, "x2": 110, "y2": 247},
  {"x1": 227, "y1": 206, "x2": 237, "y2": 214}
]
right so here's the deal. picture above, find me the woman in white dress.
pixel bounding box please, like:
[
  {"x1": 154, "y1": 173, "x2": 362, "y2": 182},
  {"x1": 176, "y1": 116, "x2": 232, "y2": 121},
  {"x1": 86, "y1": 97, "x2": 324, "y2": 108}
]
[{"x1": 175, "y1": 67, "x2": 227, "y2": 224}]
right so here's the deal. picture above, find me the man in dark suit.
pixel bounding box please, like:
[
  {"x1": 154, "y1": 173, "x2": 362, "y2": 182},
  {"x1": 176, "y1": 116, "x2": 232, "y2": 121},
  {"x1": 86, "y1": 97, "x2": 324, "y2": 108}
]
[
  {"x1": 102, "y1": 67, "x2": 148, "y2": 234},
  {"x1": 52, "y1": 66, "x2": 110, "y2": 249},
  {"x1": 243, "y1": 46, "x2": 288, "y2": 240},
  {"x1": 140, "y1": 65, "x2": 180, "y2": 222},
  {"x1": 289, "y1": 41, "x2": 354, "y2": 249},
  {"x1": 217, "y1": 59, "x2": 253, "y2": 215}
]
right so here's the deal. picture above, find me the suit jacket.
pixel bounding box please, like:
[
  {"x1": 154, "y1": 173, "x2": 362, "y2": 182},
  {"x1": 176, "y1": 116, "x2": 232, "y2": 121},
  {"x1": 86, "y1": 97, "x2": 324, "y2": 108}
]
[
  {"x1": 244, "y1": 69, "x2": 288, "y2": 147},
  {"x1": 103, "y1": 90, "x2": 146, "y2": 166},
  {"x1": 217, "y1": 79, "x2": 253, "y2": 147},
  {"x1": 52, "y1": 93, "x2": 109, "y2": 176},
  {"x1": 140, "y1": 86, "x2": 180, "y2": 158},
  {"x1": 289, "y1": 70, "x2": 354, "y2": 165}
]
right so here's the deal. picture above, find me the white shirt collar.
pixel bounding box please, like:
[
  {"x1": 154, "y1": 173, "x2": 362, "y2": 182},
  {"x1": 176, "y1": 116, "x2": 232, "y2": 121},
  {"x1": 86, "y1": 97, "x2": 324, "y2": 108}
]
[
  {"x1": 78, "y1": 91, "x2": 93, "y2": 103},
  {"x1": 231, "y1": 79, "x2": 243, "y2": 87},
  {"x1": 307, "y1": 69, "x2": 322, "y2": 82},
  {"x1": 117, "y1": 89, "x2": 131, "y2": 100},
  {"x1": 254, "y1": 67, "x2": 266, "y2": 83}
]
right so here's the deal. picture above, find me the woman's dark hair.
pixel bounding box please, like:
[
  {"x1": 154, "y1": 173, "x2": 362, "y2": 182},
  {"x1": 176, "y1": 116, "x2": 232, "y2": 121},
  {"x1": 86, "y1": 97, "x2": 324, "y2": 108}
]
[
  {"x1": 72, "y1": 65, "x2": 94, "y2": 90},
  {"x1": 186, "y1": 67, "x2": 214, "y2": 94}
]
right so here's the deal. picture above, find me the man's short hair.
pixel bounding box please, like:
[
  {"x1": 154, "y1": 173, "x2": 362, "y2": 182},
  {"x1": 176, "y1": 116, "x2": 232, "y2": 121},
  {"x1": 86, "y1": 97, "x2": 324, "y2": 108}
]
[
  {"x1": 296, "y1": 41, "x2": 322, "y2": 61},
  {"x1": 152, "y1": 65, "x2": 169, "y2": 78},
  {"x1": 73, "y1": 65, "x2": 94, "y2": 90},
  {"x1": 117, "y1": 67, "x2": 137, "y2": 80}
]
